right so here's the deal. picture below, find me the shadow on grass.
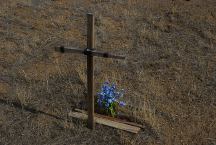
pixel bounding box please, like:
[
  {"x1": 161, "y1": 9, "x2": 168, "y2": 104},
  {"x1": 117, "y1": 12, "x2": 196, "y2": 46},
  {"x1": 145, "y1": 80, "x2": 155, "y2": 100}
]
[
  {"x1": 0, "y1": 98, "x2": 64, "y2": 121},
  {"x1": 0, "y1": 98, "x2": 162, "y2": 142}
]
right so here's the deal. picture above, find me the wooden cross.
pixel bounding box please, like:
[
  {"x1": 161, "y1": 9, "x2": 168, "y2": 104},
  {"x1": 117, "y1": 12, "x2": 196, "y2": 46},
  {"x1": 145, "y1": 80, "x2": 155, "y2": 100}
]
[{"x1": 55, "y1": 13, "x2": 125, "y2": 129}]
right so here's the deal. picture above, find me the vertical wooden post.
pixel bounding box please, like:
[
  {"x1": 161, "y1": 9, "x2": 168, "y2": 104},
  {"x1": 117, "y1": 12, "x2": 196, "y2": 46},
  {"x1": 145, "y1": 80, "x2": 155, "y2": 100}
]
[{"x1": 87, "y1": 13, "x2": 95, "y2": 129}]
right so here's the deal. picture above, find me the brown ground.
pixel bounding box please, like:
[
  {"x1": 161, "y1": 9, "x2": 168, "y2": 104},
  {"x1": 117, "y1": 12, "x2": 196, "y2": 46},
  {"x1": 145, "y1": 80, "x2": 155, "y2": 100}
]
[{"x1": 0, "y1": 0, "x2": 216, "y2": 145}]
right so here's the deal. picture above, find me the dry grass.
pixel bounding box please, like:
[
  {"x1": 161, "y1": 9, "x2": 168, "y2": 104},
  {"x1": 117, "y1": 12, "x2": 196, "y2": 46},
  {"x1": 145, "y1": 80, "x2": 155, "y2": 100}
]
[{"x1": 0, "y1": 0, "x2": 216, "y2": 144}]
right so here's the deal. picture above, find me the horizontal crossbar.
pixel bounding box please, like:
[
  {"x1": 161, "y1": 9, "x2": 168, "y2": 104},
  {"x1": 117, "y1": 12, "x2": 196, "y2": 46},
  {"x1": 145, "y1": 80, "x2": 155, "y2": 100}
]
[{"x1": 55, "y1": 46, "x2": 125, "y2": 60}]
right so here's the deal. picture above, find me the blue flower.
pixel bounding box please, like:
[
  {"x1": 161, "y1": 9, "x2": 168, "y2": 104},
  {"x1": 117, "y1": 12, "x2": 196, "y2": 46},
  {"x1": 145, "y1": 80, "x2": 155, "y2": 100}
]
[
  {"x1": 119, "y1": 101, "x2": 126, "y2": 107},
  {"x1": 97, "y1": 81, "x2": 126, "y2": 116}
]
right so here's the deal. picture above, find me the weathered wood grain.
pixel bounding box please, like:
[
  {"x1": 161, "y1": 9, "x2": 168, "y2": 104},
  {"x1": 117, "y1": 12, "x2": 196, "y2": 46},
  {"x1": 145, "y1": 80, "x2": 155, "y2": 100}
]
[{"x1": 69, "y1": 110, "x2": 141, "y2": 134}]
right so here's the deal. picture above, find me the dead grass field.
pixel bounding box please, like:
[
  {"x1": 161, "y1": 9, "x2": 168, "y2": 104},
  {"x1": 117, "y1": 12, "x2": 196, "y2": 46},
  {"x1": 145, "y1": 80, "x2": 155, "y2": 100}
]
[{"x1": 0, "y1": 0, "x2": 216, "y2": 144}]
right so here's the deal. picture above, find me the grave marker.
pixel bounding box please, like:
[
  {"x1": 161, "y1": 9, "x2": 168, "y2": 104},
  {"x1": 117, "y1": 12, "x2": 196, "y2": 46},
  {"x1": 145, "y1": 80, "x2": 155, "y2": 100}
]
[{"x1": 55, "y1": 13, "x2": 125, "y2": 129}]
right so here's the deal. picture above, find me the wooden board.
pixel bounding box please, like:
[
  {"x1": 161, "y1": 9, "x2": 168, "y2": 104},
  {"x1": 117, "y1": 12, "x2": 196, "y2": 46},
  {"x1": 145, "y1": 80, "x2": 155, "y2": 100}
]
[
  {"x1": 68, "y1": 110, "x2": 141, "y2": 134},
  {"x1": 74, "y1": 108, "x2": 144, "y2": 128}
]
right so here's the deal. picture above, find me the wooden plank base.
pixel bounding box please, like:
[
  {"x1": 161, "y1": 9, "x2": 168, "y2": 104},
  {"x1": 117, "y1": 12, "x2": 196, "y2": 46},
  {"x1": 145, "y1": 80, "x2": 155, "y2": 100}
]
[
  {"x1": 74, "y1": 109, "x2": 144, "y2": 129},
  {"x1": 68, "y1": 110, "x2": 141, "y2": 134}
]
